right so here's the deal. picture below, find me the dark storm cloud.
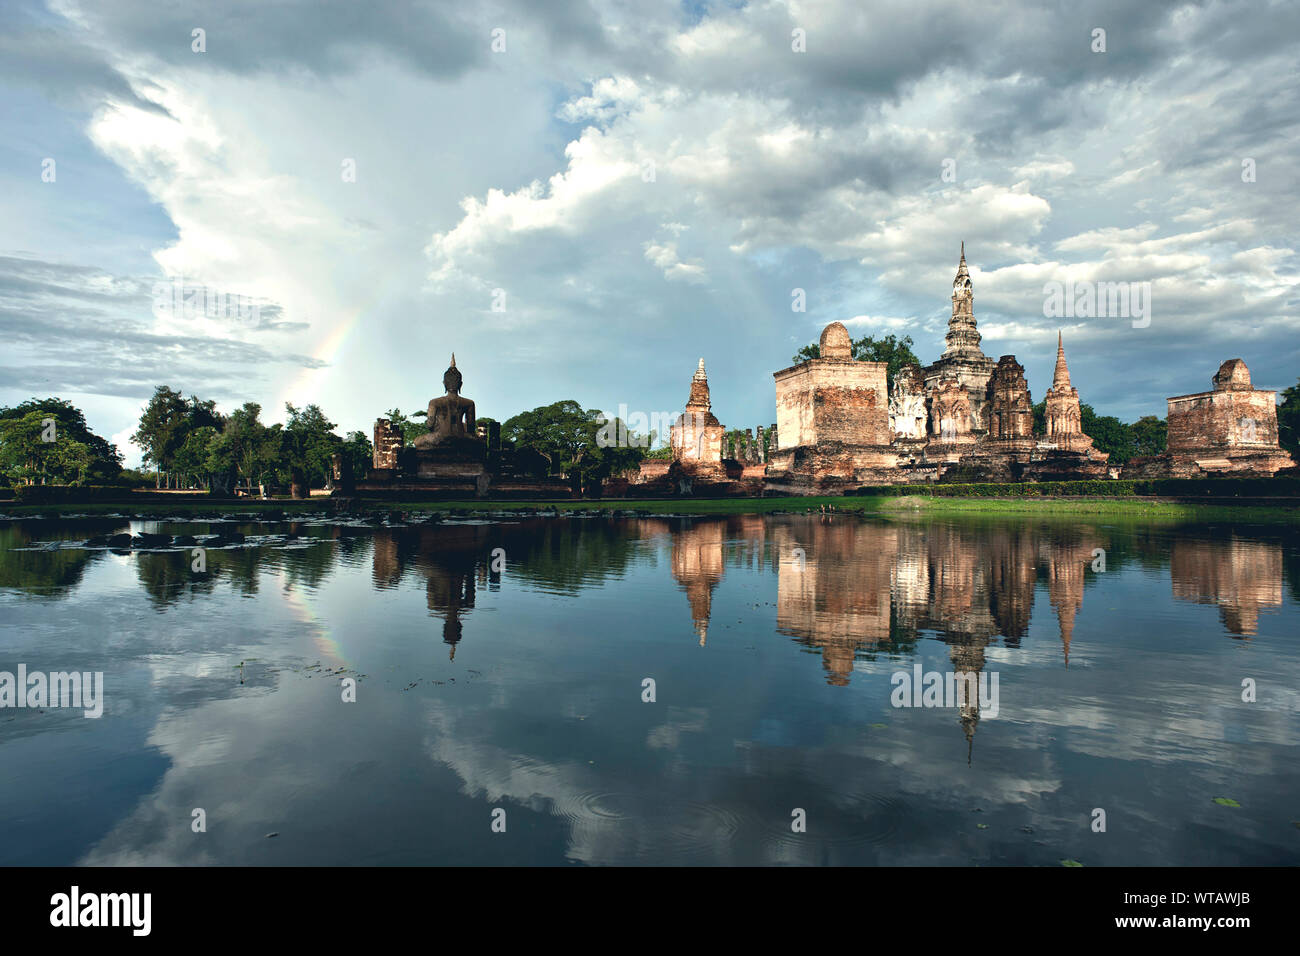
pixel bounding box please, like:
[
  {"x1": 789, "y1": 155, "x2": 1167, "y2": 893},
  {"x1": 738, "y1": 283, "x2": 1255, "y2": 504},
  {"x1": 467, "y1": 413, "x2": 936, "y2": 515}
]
[
  {"x1": 59, "y1": 0, "x2": 485, "y2": 80},
  {"x1": 0, "y1": 2, "x2": 169, "y2": 114}
]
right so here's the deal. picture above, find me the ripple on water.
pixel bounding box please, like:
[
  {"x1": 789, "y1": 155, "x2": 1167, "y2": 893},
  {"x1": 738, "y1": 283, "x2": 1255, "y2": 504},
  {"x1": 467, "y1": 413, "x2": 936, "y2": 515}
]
[
  {"x1": 557, "y1": 790, "x2": 743, "y2": 863},
  {"x1": 756, "y1": 791, "x2": 907, "y2": 857}
]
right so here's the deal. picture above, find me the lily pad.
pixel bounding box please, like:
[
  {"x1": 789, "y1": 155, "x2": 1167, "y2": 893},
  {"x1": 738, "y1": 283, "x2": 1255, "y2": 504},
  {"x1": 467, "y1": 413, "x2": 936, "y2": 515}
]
[
  {"x1": 1060, "y1": 859, "x2": 1083, "y2": 867},
  {"x1": 1212, "y1": 797, "x2": 1241, "y2": 807}
]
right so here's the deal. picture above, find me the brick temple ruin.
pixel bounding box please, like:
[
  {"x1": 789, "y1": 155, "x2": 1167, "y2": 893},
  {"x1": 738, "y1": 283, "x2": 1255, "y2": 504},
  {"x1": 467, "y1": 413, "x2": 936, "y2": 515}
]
[
  {"x1": 354, "y1": 247, "x2": 1292, "y2": 499},
  {"x1": 630, "y1": 245, "x2": 1293, "y2": 495},
  {"x1": 764, "y1": 247, "x2": 1111, "y2": 492},
  {"x1": 1126, "y1": 358, "x2": 1295, "y2": 478}
]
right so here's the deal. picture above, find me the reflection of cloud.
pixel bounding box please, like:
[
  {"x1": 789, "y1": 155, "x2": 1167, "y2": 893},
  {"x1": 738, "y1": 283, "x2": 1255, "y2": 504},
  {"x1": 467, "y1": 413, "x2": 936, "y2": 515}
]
[
  {"x1": 8, "y1": 515, "x2": 1297, "y2": 866},
  {"x1": 646, "y1": 706, "x2": 709, "y2": 751}
]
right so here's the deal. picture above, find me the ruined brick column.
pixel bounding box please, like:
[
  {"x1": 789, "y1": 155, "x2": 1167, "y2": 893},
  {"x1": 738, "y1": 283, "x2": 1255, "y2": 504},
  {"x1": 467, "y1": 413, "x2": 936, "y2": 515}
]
[
  {"x1": 987, "y1": 355, "x2": 1033, "y2": 440},
  {"x1": 373, "y1": 418, "x2": 404, "y2": 469}
]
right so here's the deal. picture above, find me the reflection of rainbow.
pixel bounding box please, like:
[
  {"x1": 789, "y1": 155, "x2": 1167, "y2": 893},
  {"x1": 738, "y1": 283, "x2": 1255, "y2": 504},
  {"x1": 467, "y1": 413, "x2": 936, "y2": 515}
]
[{"x1": 279, "y1": 572, "x2": 348, "y2": 667}]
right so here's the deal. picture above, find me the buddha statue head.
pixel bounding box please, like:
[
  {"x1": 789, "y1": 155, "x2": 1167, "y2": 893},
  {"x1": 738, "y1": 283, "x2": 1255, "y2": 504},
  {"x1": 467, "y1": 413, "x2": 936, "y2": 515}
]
[{"x1": 443, "y1": 354, "x2": 463, "y2": 395}]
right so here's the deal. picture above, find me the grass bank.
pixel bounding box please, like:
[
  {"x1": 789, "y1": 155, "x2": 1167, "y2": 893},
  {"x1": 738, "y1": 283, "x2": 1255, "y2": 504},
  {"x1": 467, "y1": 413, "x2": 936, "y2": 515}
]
[{"x1": 874, "y1": 495, "x2": 1300, "y2": 522}]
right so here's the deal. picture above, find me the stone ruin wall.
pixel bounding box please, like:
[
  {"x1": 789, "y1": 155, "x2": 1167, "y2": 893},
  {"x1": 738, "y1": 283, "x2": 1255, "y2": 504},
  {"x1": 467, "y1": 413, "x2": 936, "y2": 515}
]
[
  {"x1": 1167, "y1": 389, "x2": 1280, "y2": 452},
  {"x1": 775, "y1": 360, "x2": 890, "y2": 449}
]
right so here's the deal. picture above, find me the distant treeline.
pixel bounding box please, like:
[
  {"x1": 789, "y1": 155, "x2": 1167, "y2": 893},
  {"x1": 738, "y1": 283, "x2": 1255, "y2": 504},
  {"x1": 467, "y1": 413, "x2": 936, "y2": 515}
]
[
  {"x1": 3, "y1": 368, "x2": 1298, "y2": 491},
  {"x1": 0, "y1": 388, "x2": 372, "y2": 493}
]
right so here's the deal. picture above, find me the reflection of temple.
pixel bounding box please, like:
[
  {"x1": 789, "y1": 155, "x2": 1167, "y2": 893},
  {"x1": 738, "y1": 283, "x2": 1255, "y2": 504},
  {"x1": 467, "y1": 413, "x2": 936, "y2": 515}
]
[
  {"x1": 670, "y1": 520, "x2": 726, "y2": 645},
  {"x1": 371, "y1": 525, "x2": 496, "y2": 659},
  {"x1": 891, "y1": 524, "x2": 1001, "y2": 756},
  {"x1": 768, "y1": 517, "x2": 1118, "y2": 755},
  {"x1": 666, "y1": 517, "x2": 772, "y2": 645},
  {"x1": 1039, "y1": 531, "x2": 1102, "y2": 665},
  {"x1": 986, "y1": 527, "x2": 1037, "y2": 645},
  {"x1": 1170, "y1": 536, "x2": 1283, "y2": 636},
  {"x1": 425, "y1": 551, "x2": 477, "y2": 658},
  {"x1": 892, "y1": 524, "x2": 999, "y2": 644},
  {"x1": 773, "y1": 519, "x2": 896, "y2": 685}
]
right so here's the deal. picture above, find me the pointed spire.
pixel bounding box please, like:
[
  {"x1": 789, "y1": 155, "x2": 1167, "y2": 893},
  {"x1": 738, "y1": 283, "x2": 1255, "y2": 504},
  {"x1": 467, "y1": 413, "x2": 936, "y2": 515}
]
[
  {"x1": 450, "y1": 352, "x2": 457, "y2": 368},
  {"x1": 956, "y1": 242, "x2": 969, "y2": 278},
  {"x1": 1053, "y1": 331, "x2": 1072, "y2": 388},
  {"x1": 686, "y1": 357, "x2": 712, "y2": 410}
]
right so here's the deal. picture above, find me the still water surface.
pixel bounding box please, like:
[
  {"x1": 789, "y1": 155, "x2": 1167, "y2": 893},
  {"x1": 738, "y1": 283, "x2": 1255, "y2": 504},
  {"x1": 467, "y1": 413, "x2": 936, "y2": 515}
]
[{"x1": 1, "y1": 512, "x2": 1297, "y2": 865}]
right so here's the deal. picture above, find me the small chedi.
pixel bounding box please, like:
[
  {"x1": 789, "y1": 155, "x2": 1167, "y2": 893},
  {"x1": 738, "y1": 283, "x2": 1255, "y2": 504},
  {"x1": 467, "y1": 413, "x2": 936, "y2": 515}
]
[
  {"x1": 1124, "y1": 359, "x2": 1295, "y2": 478},
  {"x1": 627, "y1": 358, "x2": 767, "y2": 496},
  {"x1": 669, "y1": 358, "x2": 726, "y2": 479}
]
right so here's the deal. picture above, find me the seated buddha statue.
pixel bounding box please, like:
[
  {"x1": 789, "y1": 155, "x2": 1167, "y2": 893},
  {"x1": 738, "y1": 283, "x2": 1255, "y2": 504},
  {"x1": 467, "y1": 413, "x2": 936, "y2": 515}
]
[{"x1": 414, "y1": 354, "x2": 479, "y2": 450}]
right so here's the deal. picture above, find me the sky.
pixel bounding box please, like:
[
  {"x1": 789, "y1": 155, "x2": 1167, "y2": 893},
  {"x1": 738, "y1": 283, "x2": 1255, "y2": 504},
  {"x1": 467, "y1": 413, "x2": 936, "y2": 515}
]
[{"x1": 2, "y1": 0, "x2": 1297, "y2": 466}]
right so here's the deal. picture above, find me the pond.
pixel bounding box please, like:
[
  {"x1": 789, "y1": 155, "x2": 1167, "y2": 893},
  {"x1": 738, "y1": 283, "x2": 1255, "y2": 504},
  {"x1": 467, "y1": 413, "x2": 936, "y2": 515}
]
[{"x1": 1, "y1": 511, "x2": 1297, "y2": 865}]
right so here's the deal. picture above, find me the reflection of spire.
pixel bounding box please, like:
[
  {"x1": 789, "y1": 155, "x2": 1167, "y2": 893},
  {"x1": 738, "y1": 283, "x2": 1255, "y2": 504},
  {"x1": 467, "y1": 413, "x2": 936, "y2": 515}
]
[
  {"x1": 1057, "y1": 598, "x2": 1076, "y2": 665},
  {"x1": 951, "y1": 639, "x2": 986, "y2": 764},
  {"x1": 1045, "y1": 540, "x2": 1088, "y2": 666},
  {"x1": 670, "y1": 520, "x2": 725, "y2": 647}
]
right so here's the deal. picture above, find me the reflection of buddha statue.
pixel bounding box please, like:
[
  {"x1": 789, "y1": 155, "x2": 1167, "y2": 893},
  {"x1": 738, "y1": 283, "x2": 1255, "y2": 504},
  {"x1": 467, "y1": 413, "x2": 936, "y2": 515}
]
[{"x1": 414, "y1": 354, "x2": 478, "y2": 450}]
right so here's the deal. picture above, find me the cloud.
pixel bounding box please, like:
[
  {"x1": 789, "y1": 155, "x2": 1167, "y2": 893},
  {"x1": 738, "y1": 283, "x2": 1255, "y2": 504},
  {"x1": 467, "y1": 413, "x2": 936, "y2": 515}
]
[{"x1": 2, "y1": 0, "x2": 1298, "y2": 437}]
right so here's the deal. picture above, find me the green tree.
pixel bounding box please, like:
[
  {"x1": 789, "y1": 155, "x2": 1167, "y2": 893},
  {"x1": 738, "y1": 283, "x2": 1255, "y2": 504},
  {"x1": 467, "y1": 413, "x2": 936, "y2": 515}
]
[
  {"x1": 1080, "y1": 405, "x2": 1132, "y2": 463},
  {"x1": 172, "y1": 425, "x2": 220, "y2": 490},
  {"x1": 851, "y1": 334, "x2": 921, "y2": 391},
  {"x1": 132, "y1": 386, "x2": 187, "y2": 486},
  {"x1": 0, "y1": 398, "x2": 122, "y2": 482},
  {"x1": 792, "y1": 343, "x2": 821, "y2": 364},
  {"x1": 283, "y1": 403, "x2": 339, "y2": 489},
  {"x1": 1129, "y1": 415, "x2": 1168, "y2": 459},
  {"x1": 503, "y1": 401, "x2": 645, "y2": 490},
  {"x1": 340, "y1": 430, "x2": 373, "y2": 479},
  {"x1": 209, "y1": 403, "x2": 281, "y2": 494},
  {"x1": 1278, "y1": 379, "x2": 1300, "y2": 455},
  {"x1": 132, "y1": 387, "x2": 222, "y2": 487}
]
